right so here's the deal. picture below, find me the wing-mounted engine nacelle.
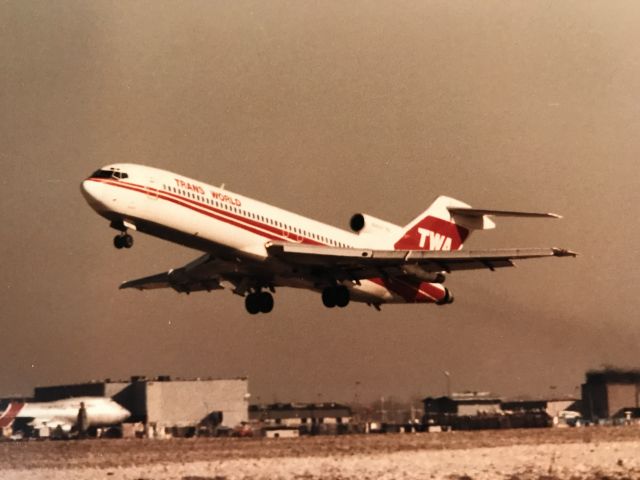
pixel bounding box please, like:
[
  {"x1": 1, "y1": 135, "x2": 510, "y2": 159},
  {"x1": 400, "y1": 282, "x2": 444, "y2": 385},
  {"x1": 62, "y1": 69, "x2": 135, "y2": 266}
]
[
  {"x1": 349, "y1": 213, "x2": 404, "y2": 237},
  {"x1": 436, "y1": 288, "x2": 454, "y2": 305},
  {"x1": 401, "y1": 264, "x2": 446, "y2": 284}
]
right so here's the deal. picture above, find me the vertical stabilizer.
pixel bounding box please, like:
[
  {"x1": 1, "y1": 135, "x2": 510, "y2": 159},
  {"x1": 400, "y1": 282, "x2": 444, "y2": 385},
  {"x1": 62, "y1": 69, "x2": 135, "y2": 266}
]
[
  {"x1": 394, "y1": 196, "x2": 494, "y2": 251},
  {"x1": 0, "y1": 401, "x2": 24, "y2": 428}
]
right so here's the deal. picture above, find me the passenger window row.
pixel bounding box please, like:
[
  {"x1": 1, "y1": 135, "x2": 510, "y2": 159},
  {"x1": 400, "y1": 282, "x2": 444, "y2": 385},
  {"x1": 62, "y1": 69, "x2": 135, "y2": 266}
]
[{"x1": 161, "y1": 184, "x2": 350, "y2": 248}]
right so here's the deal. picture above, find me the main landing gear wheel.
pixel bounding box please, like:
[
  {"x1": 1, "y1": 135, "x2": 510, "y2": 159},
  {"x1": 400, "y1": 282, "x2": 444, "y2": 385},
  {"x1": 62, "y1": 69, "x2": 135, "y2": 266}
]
[
  {"x1": 322, "y1": 285, "x2": 350, "y2": 308},
  {"x1": 245, "y1": 291, "x2": 274, "y2": 314},
  {"x1": 113, "y1": 233, "x2": 134, "y2": 249}
]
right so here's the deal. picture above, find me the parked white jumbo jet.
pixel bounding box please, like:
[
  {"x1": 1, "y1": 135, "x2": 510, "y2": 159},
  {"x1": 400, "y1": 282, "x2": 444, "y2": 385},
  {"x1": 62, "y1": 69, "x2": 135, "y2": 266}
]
[
  {"x1": 81, "y1": 164, "x2": 576, "y2": 314},
  {"x1": 0, "y1": 397, "x2": 130, "y2": 433}
]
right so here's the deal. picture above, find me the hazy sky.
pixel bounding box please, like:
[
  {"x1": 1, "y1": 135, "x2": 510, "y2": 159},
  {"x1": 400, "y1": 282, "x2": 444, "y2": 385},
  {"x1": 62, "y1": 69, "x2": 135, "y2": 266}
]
[{"x1": 1, "y1": 1, "x2": 639, "y2": 403}]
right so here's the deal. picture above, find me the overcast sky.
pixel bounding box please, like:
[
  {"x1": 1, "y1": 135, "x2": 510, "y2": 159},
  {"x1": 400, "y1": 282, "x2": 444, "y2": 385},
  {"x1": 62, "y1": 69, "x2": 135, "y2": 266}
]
[{"x1": 1, "y1": 1, "x2": 639, "y2": 403}]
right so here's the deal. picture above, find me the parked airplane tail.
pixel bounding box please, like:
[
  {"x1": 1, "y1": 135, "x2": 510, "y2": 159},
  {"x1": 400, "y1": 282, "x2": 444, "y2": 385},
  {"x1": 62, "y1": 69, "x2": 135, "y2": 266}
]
[
  {"x1": 393, "y1": 196, "x2": 561, "y2": 251},
  {"x1": 0, "y1": 401, "x2": 24, "y2": 428}
]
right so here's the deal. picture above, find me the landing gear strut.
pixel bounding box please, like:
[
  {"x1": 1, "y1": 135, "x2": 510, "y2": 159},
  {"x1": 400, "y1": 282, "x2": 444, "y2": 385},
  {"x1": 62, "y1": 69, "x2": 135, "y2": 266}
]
[
  {"x1": 245, "y1": 291, "x2": 274, "y2": 315},
  {"x1": 321, "y1": 285, "x2": 350, "y2": 308},
  {"x1": 113, "y1": 233, "x2": 133, "y2": 249}
]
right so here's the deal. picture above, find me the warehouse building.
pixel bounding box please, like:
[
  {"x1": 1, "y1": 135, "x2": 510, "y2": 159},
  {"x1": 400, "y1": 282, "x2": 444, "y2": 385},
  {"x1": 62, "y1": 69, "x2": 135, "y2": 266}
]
[
  {"x1": 249, "y1": 402, "x2": 352, "y2": 435},
  {"x1": 501, "y1": 398, "x2": 580, "y2": 418},
  {"x1": 422, "y1": 392, "x2": 554, "y2": 430},
  {"x1": 423, "y1": 392, "x2": 502, "y2": 417},
  {"x1": 582, "y1": 369, "x2": 640, "y2": 420},
  {"x1": 34, "y1": 376, "x2": 250, "y2": 437}
]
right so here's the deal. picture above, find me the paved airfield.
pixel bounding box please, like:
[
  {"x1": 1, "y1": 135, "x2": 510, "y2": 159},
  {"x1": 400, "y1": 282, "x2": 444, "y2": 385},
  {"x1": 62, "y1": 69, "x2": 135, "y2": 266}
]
[{"x1": 2, "y1": 427, "x2": 640, "y2": 479}]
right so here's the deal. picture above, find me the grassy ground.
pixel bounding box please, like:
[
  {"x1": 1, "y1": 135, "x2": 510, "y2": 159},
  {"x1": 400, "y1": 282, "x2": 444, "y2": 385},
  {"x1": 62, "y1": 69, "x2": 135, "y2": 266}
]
[{"x1": 1, "y1": 426, "x2": 639, "y2": 471}]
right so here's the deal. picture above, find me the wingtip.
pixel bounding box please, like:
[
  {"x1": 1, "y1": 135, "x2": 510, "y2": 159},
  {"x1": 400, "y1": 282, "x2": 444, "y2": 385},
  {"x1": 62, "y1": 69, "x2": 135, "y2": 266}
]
[{"x1": 552, "y1": 247, "x2": 578, "y2": 257}]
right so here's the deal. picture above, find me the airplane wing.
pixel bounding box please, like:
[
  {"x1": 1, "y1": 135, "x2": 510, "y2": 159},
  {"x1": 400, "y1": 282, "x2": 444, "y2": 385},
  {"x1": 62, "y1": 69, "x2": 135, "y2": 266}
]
[
  {"x1": 119, "y1": 253, "x2": 272, "y2": 294},
  {"x1": 265, "y1": 243, "x2": 577, "y2": 279},
  {"x1": 28, "y1": 418, "x2": 74, "y2": 432},
  {"x1": 119, "y1": 244, "x2": 576, "y2": 293},
  {"x1": 119, "y1": 253, "x2": 227, "y2": 293}
]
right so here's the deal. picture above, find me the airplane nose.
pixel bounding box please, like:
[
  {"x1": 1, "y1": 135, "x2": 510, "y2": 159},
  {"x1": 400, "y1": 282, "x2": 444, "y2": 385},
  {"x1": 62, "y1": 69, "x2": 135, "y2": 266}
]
[
  {"x1": 81, "y1": 179, "x2": 105, "y2": 209},
  {"x1": 118, "y1": 405, "x2": 131, "y2": 421},
  {"x1": 80, "y1": 180, "x2": 95, "y2": 200},
  {"x1": 81, "y1": 179, "x2": 96, "y2": 199}
]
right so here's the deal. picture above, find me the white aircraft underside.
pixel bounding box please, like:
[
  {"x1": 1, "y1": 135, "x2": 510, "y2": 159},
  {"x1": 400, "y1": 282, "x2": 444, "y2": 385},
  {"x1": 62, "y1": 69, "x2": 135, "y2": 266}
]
[{"x1": 81, "y1": 164, "x2": 576, "y2": 314}]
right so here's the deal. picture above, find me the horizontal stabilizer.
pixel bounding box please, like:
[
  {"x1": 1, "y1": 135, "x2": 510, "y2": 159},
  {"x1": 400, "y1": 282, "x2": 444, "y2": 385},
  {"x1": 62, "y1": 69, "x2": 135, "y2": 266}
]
[{"x1": 448, "y1": 207, "x2": 562, "y2": 219}]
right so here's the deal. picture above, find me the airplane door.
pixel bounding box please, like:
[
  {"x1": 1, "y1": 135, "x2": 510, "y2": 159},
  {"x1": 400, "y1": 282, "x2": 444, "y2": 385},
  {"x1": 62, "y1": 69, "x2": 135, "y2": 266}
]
[
  {"x1": 292, "y1": 229, "x2": 303, "y2": 243},
  {"x1": 147, "y1": 177, "x2": 159, "y2": 200}
]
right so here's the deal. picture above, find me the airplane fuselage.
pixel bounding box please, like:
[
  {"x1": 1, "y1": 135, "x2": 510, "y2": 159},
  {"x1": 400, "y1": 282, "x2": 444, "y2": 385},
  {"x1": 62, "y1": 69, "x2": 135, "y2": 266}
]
[
  {"x1": 0, "y1": 397, "x2": 130, "y2": 432},
  {"x1": 81, "y1": 164, "x2": 451, "y2": 309}
]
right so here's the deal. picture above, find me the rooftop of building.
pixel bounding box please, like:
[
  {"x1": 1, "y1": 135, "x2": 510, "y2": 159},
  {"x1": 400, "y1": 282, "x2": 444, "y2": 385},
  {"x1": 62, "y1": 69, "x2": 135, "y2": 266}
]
[
  {"x1": 423, "y1": 392, "x2": 502, "y2": 404},
  {"x1": 249, "y1": 402, "x2": 351, "y2": 412},
  {"x1": 585, "y1": 368, "x2": 640, "y2": 384},
  {"x1": 34, "y1": 375, "x2": 249, "y2": 388}
]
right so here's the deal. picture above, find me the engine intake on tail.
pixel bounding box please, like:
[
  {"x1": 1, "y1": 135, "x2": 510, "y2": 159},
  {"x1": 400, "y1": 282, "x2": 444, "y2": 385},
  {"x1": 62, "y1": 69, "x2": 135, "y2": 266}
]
[
  {"x1": 350, "y1": 213, "x2": 366, "y2": 232},
  {"x1": 349, "y1": 213, "x2": 404, "y2": 237}
]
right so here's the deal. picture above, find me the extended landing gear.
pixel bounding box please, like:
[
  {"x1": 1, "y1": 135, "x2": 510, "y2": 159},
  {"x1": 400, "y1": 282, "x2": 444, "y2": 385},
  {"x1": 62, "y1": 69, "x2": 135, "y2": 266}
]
[
  {"x1": 113, "y1": 233, "x2": 134, "y2": 249},
  {"x1": 245, "y1": 291, "x2": 274, "y2": 315},
  {"x1": 321, "y1": 285, "x2": 350, "y2": 308}
]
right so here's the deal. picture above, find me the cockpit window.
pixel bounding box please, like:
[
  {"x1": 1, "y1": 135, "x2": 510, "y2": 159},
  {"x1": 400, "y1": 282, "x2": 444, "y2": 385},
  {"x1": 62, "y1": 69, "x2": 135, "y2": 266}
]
[
  {"x1": 90, "y1": 169, "x2": 113, "y2": 179},
  {"x1": 90, "y1": 169, "x2": 129, "y2": 180}
]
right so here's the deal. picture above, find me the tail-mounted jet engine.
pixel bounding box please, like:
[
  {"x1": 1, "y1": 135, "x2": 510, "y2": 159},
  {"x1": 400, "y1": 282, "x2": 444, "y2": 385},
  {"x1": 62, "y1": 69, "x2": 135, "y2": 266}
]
[{"x1": 349, "y1": 213, "x2": 404, "y2": 237}]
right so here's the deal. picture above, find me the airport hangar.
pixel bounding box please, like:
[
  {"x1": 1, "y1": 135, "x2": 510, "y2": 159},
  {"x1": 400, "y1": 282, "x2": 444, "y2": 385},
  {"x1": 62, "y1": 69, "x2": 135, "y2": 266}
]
[
  {"x1": 33, "y1": 376, "x2": 249, "y2": 436},
  {"x1": 581, "y1": 369, "x2": 640, "y2": 420}
]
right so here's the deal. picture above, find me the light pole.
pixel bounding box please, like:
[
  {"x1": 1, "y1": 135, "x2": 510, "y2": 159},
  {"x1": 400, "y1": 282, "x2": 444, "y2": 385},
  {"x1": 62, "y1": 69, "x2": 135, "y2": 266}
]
[
  {"x1": 443, "y1": 370, "x2": 451, "y2": 397},
  {"x1": 353, "y1": 381, "x2": 361, "y2": 425}
]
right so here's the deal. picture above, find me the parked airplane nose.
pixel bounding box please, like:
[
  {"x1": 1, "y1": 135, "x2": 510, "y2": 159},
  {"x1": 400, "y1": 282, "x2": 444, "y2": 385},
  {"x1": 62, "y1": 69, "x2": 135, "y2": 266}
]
[{"x1": 117, "y1": 404, "x2": 131, "y2": 422}]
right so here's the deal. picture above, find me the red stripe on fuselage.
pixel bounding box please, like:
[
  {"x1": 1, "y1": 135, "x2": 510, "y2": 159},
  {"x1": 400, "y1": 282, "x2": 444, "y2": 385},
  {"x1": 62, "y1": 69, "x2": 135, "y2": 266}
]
[{"x1": 90, "y1": 178, "x2": 325, "y2": 246}]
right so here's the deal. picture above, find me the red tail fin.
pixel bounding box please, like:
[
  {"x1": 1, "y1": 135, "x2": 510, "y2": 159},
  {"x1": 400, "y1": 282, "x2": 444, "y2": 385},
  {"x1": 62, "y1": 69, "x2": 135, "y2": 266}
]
[
  {"x1": 394, "y1": 196, "x2": 560, "y2": 251},
  {"x1": 0, "y1": 401, "x2": 24, "y2": 428},
  {"x1": 394, "y1": 196, "x2": 477, "y2": 251}
]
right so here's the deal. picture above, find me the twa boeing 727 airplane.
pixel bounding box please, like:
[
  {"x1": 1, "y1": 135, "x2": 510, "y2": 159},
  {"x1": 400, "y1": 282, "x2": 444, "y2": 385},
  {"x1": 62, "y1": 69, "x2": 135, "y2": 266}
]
[{"x1": 81, "y1": 164, "x2": 575, "y2": 314}]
